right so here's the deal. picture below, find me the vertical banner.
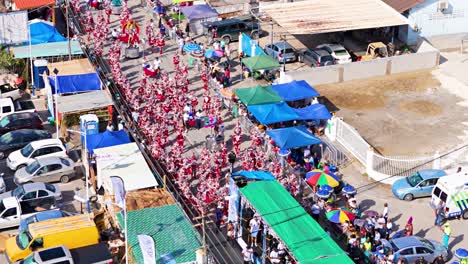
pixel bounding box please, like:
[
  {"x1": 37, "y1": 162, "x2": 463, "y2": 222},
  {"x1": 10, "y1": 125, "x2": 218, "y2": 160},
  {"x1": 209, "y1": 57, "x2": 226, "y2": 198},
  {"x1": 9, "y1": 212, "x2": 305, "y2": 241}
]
[{"x1": 138, "y1": 234, "x2": 156, "y2": 264}]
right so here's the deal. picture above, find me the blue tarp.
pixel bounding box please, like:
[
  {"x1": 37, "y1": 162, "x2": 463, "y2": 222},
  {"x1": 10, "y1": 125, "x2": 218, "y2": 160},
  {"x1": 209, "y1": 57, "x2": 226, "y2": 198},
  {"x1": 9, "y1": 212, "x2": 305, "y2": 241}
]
[
  {"x1": 29, "y1": 20, "x2": 66, "y2": 45},
  {"x1": 181, "y1": 5, "x2": 218, "y2": 20},
  {"x1": 86, "y1": 130, "x2": 131, "y2": 154},
  {"x1": 294, "y1": 104, "x2": 332, "y2": 120},
  {"x1": 266, "y1": 126, "x2": 321, "y2": 149},
  {"x1": 232, "y1": 171, "x2": 275, "y2": 181},
  {"x1": 48, "y1": 73, "x2": 101, "y2": 94},
  {"x1": 241, "y1": 33, "x2": 265, "y2": 57},
  {"x1": 247, "y1": 102, "x2": 299, "y2": 125},
  {"x1": 271, "y1": 80, "x2": 319, "y2": 101}
]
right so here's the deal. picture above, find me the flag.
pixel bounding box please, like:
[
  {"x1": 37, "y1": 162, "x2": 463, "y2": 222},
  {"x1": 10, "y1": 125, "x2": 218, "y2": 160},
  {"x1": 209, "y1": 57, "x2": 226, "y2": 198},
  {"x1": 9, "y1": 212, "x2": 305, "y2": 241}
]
[
  {"x1": 138, "y1": 234, "x2": 156, "y2": 264},
  {"x1": 111, "y1": 176, "x2": 126, "y2": 209}
]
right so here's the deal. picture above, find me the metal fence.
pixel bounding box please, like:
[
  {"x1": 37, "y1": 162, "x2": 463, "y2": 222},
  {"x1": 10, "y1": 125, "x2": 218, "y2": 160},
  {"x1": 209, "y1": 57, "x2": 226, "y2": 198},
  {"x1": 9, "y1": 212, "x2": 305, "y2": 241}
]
[
  {"x1": 320, "y1": 136, "x2": 350, "y2": 167},
  {"x1": 335, "y1": 118, "x2": 370, "y2": 165},
  {"x1": 371, "y1": 153, "x2": 435, "y2": 177}
]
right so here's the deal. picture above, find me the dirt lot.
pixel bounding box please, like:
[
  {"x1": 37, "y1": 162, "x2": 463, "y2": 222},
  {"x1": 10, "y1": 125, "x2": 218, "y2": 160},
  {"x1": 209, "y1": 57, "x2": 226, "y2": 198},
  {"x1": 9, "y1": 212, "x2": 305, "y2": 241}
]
[{"x1": 316, "y1": 70, "x2": 468, "y2": 155}]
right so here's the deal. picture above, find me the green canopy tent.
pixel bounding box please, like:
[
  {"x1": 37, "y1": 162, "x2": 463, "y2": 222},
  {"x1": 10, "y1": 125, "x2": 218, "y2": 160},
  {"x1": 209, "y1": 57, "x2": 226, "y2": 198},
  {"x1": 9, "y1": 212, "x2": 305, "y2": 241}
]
[
  {"x1": 234, "y1": 85, "x2": 283, "y2": 106},
  {"x1": 242, "y1": 54, "x2": 281, "y2": 71},
  {"x1": 240, "y1": 181, "x2": 354, "y2": 264},
  {"x1": 117, "y1": 205, "x2": 202, "y2": 263}
]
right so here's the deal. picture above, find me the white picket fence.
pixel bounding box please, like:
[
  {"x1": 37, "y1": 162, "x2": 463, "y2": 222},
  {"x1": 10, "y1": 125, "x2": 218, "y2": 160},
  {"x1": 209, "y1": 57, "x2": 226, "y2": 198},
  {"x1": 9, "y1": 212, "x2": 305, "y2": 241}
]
[{"x1": 327, "y1": 117, "x2": 446, "y2": 184}]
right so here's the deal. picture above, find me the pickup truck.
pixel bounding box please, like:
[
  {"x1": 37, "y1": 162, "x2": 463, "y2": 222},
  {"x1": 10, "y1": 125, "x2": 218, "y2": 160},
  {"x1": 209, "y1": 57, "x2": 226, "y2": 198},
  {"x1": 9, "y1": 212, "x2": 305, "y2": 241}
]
[
  {"x1": 0, "y1": 98, "x2": 35, "y2": 118},
  {"x1": 14, "y1": 243, "x2": 113, "y2": 264},
  {"x1": 0, "y1": 196, "x2": 57, "y2": 230},
  {"x1": 0, "y1": 83, "x2": 24, "y2": 101}
]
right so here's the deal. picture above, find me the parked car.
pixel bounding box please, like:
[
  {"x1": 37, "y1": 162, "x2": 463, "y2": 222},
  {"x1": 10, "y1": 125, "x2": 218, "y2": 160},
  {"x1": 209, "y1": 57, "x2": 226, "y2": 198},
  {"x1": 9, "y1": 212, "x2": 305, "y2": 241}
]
[
  {"x1": 19, "y1": 210, "x2": 71, "y2": 232},
  {"x1": 0, "y1": 197, "x2": 57, "y2": 230},
  {"x1": 204, "y1": 16, "x2": 261, "y2": 44},
  {"x1": 0, "y1": 98, "x2": 35, "y2": 118},
  {"x1": 0, "y1": 129, "x2": 51, "y2": 160},
  {"x1": 0, "y1": 83, "x2": 24, "y2": 101},
  {"x1": 14, "y1": 243, "x2": 113, "y2": 264},
  {"x1": 0, "y1": 112, "x2": 43, "y2": 136},
  {"x1": 265, "y1": 42, "x2": 297, "y2": 63},
  {"x1": 7, "y1": 138, "x2": 67, "y2": 170},
  {"x1": 298, "y1": 48, "x2": 335, "y2": 67},
  {"x1": 316, "y1": 44, "x2": 352, "y2": 64},
  {"x1": 0, "y1": 182, "x2": 62, "y2": 207},
  {"x1": 381, "y1": 236, "x2": 448, "y2": 263},
  {"x1": 14, "y1": 157, "x2": 76, "y2": 184},
  {"x1": 392, "y1": 169, "x2": 447, "y2": 201}
]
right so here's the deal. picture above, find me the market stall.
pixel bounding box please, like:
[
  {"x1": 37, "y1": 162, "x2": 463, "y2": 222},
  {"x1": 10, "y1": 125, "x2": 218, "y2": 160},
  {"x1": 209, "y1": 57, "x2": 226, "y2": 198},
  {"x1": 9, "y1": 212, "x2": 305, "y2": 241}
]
[
  {"x1": 266, "y1": 126, "x2": 321, "y2": 149},
  {"x1": 236, "y1": 180, "x2": 354, "y2": 264},
  {"x1": 247, "y1": 102, "x2": 299, "y2": 125},
  {"x1": 181, "y1": 4, "x2": 218, "y2": 35},
  {"x1": 234, "y1": 85, "x2": 282, "y2": 106}
]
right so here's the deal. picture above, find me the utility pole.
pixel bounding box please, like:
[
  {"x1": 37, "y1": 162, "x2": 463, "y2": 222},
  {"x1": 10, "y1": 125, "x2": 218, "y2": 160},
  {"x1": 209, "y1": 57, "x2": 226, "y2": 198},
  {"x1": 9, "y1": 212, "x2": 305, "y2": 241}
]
[
  {"x1": 65, "y1": 0, "x2": 72, "y2": 60},
  {"x1": 194, "y1": 211, "x2": 213, "y2": 264}
]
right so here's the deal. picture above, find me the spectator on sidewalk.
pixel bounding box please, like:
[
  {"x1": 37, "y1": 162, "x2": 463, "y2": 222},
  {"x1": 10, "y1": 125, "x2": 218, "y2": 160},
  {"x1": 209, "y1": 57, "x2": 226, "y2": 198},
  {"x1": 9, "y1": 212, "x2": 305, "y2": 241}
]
[{"x1": 242, "y1": 246, "x2": 253, "y2": 264}]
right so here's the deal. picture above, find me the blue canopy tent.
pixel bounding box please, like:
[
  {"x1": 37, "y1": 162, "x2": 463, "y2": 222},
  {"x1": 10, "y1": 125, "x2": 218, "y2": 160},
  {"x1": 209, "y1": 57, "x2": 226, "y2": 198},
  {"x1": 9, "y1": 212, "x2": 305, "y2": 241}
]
[
  {"x1": 86, "y1": 130, "x2": 131, "y2": 155},
  {"x1": 294, "y1": 104, "x2": 332, "y2": 120},
  {"x1": 28, "y1": 19, "x2": 67, "y2": 45},
  {"x1": 231, "y1": 171, "x2": 275, "y2": 181},
  {"x1": 266, "y1": 126, "x2": 321, "y2": 149},
  {"x1": 181, "y1": 5, "x2": 218, "y2": 35},
  {"x1": 271, "y1": 80, "x2": 319, "y2": 101},
  {"x1": 48, "y1": 73, "x2": 101, "y2": 94},
  {"x1": 247, "y1": 102, "x2": 299, "y2": 125}
]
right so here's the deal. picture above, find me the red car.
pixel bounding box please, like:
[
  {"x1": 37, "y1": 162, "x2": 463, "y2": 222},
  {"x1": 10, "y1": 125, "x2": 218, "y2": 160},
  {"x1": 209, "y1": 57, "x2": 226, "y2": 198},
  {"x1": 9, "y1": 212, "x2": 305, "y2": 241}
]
[{"x1": 0, "y1": 112, "x2": 43, "y2": 135}]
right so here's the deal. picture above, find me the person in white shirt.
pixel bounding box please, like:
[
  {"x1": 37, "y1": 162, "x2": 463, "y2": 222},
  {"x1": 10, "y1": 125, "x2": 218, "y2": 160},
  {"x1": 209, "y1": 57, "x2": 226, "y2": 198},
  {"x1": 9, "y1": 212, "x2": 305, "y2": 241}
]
[
  {"x1": 111, "y1": 29, "x2": 119, "y2": 40},
  {"x1": 242, "y1": 246, "x2": 253, "y2": 264},
  {"x1": 269, "y1": 248, "x2": 281, "y2": 263},
  {"x1": 311, "y1": 97, "x2": 319, "y2": 104},
  {"x1": 382, "y1": 203, "x2": 389, "y2": 222},
  {"x1": 106, "y1": 121, "x2": 114, "y2": 131},
  {"x1": 183, "y1": 103, "x2": 192, "y2": 113},
  {"x1": 153, "y1": 57, "x2": 161, "y2": 70},
  {"x1": 195, "y1": 109, "x2": 203, "y2": 129},
  {"x1": 118, "y1": 120, "x2": 124, "y2": 131}
]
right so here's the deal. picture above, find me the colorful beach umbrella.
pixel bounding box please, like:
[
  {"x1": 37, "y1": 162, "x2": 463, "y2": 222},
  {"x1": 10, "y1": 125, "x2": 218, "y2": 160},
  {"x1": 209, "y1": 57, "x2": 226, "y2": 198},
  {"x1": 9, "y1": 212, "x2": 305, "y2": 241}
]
[
  {"x1": 205, "y1": 49, "x2": 215, "y2": 58},
  {"x1": 183, "y1": 43, "x2": 201, "y2": 52},
  {"x1": 326, "y1": 208, "x2": 355, "y2": 223},
  {"x1": 190, "y1": 50, "x2": 204, "y2": 59},
  {"x1": 305, "y1": 169, "x2": 339, "y2": 187}
]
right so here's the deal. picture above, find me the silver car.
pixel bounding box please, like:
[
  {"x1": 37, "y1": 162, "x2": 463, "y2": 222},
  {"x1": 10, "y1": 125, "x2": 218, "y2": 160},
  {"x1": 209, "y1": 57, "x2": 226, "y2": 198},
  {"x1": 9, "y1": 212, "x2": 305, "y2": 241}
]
[
  {"x1": 265, "y1": 42, "x2": 297, "y2": 63},
  {"x1": 381, "y1": 236, "x2": 448, "y2": 263},
  {"x1": 14, "y1": 157, "x2": 75, "y2": 184},
  {"x1": 0, "y1": 182, "x2": 62, "y2": 208}
]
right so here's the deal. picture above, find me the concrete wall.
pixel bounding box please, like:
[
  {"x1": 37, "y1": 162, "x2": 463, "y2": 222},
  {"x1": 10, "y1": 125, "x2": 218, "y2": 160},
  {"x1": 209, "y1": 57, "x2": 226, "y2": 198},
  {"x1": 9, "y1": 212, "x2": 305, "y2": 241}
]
[
  {"x1": 286, "y1": 40, "x2": 440, "y2": 86},
  {"x1": 342, "y1": 59, "x2": 388, "y2": 82},
  {"x1": 400, "y1": 0, "x2": 468, "y2": 45},
  {"x1": 288, "y1": 64, "x2": 341, "y2": 86}
]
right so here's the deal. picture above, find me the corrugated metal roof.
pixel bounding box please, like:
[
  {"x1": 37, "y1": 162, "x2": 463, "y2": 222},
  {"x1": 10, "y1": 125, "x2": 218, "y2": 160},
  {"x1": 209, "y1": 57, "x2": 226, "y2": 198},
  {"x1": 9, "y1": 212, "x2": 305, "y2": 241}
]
[
  {"x1": 382, "y1": 0, "x2": 425, "y2": 13},
  {"x1": 57, "y1": 90, "x2": 113, "y2": 114},
  {"x1": 14, "y1": 0, "x2": 54, "y2": 10},
  {"x1": 261, "y1": 0, "x2": 410, "y2": 35}
]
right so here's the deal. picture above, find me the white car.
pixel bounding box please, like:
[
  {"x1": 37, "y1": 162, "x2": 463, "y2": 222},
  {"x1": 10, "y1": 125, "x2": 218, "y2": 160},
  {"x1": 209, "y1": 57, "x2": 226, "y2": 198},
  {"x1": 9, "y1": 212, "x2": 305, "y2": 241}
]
[
  {"x1": 7, "y1": 138, "x2": 67, "y2": 171},
  {"x1": 316, "y1": 44, "x2": 352, "y2": 64}
]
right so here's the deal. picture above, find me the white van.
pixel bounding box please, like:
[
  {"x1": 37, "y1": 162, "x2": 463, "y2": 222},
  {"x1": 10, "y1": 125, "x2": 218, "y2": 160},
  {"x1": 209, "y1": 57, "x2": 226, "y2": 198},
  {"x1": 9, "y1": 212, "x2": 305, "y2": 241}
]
[
  {"x1": 430, "y1": 172, "x2": 468, "y2": 220},
  {"x1": 6, "y1": 139, "x2": 67, "y2": 171}
]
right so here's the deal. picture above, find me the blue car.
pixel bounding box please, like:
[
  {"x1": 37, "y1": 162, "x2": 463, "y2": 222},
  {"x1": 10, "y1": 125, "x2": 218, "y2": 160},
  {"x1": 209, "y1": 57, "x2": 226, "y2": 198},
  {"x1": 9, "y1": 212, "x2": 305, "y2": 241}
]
[
  {"x1": 19, "y1": 210, "x2": 71, "y2": 231},
  {"x1": 392, "y1": 169, "x2": 446, "y2": 201}
]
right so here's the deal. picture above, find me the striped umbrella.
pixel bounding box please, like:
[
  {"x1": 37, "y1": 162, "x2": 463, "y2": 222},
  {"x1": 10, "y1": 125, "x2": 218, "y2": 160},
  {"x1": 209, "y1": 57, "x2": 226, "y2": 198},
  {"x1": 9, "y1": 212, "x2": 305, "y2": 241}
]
[
  {"x1": 183, "y1": 43, "x2": 201, "y2": 53},
  {"x1": 326, "y1": 208, "x2": 355, "y2": 223},
  {"x1": 190, "y1": 50, "x2": 204, "y2": 59},
  {"x1": 306, "y1": 169, "x2": 339, "y2": 187}
]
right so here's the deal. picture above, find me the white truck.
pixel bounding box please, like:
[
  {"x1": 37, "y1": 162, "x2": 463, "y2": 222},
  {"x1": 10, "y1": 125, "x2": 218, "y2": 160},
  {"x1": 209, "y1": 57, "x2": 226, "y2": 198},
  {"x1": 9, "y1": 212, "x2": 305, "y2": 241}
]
[
  {"x1": 0, "y1": 98, "x2": 35, "y2": 118},
  {"x1": 0, "y1": 196, "x2": 57, "y2": 230},
  {"x1": 430, "y1": 172, "x2": 468, "y2": 220},
  {"x1": 14, "y1": 244, "x2": 114, "y2": 264},
  {"x1": 0, "y1": 83, "x2": 24, "y2": 101}
]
